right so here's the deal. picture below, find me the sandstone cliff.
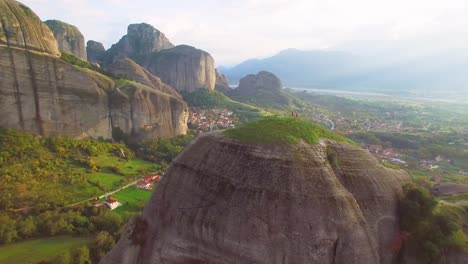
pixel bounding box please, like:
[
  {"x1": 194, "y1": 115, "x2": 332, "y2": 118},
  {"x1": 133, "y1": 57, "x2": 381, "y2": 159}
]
[
  {"x1": 87, "y1": 40, "x2": 106, "y2": 65},
  {"x1": 101, "y1": 132, "x2": 409, "y2": 264},
  {"x1": 230, "y1": 71, "x2": 292, "y2": 108},
  {"x1": 105, "y1": 23, "x2": 174, "y2": 65},
  {"x1": 215, "y1": 69, "x2": 232, "y2": 94},
  {"x1": 0, "y1": 0, "x2": 188, "y2": 140},
  {"x1": 142, "y1": 45, "x2": 216, "y2": 92},
  {"x1": 45, "y1": 19, "x2": 87, "y2": 60}
]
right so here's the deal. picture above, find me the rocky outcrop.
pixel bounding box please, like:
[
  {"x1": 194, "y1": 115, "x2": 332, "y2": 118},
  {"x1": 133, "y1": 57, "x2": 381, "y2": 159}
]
[
  {"x1": 230, "y1": 71, "x2": 291, "y2": 108},
  {"x1": 105, "y1": 23, "x2": 174, "y2": 65},
  {"x1": 87, "y1": 40, "x2": 106, "y2": 65},
  {"x1": 101, "y1": 132, "x2": 409, "y2": 264},
  {"x1": 142, "y1": 45, "x2": 216, "y2": 92},
  {"x1": 236, "y1": 70, "x2": 282, "y2": 94},
  {"x1": 0, "y1": 0, "x2": 60, "y2": 56},
  {"x1": 0, "y1": 46, "x2": 188, "y2": 139},
  {"x1": 110, "y1": 83, "x2": 188, "y2": 140},
  {"x1": 215, "y1": 69, "x2": 231, "y2": 94},
  {"x1": 0, "y1": 1, "x2": 188, "y2": 140},
  {"x1": 45, "y1": 19, "x2": 87, "y2": 60},
  {"x1": 101, "y1": 23, "x2": 216, "y2": 93},
  {"x1": 107, "y1": 57, "x2": 183, "y2": 100}
]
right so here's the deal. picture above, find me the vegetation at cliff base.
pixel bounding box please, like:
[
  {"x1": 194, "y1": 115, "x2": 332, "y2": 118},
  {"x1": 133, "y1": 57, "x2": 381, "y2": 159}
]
[{"x1": 224, "y1": 116, "x2": 354, "y2": 145}]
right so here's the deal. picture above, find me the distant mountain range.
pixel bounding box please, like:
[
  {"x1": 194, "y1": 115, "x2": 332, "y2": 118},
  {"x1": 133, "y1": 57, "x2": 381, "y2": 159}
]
[{"x1": 221, "y1": 49, "x2": 468, "y2": 99}]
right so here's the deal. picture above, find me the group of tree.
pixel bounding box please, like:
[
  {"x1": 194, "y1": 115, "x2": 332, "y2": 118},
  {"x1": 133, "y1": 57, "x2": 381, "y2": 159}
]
[
  {"x1": 131, "y1": 131, "x2": 196, "y2": 164},
  {"x1": 0, "y1": 206, "x2": 123, "y2": 245},
  {"x1": 398, "y1": 183, "x2": 465, "y2": 263},
  {"x1": 0, "y1": 128, "x2": 198, "y2": 263}
]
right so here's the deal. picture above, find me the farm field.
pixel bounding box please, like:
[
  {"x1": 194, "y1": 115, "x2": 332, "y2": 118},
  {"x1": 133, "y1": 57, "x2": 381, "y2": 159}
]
[{"x1": 0, "y1": 236, "x2": 89, "y2": 264}]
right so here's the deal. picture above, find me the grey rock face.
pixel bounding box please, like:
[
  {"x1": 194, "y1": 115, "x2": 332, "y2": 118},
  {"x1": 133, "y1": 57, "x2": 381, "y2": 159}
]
[
  {"x1": 105, "y1": 23, "x2": 174, "y2": 65},
  {"x1": 0, "y1": 47, "x2": 112, "y2": 138},
  {"x1": 45, "y1": 19, "x2": 87, "y2": 60},
  {"x1": 101, "y1": 133, "x2": 409, "y2": 264},
  {"x1": 142, "y1": 45, "x2": 216, "y2": 92},
  {"x1": 87, "y1": 40, "x2": 106, "y2": 65}
]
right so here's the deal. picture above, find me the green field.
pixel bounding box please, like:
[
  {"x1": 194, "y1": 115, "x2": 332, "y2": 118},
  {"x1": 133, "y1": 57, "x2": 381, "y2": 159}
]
[
  {"x1": 111, "y1": 186, "x2": 153, "y2": 215},
  {"x1": 65, "y1": 155, "x2": 156, "y2": 204},
  {"x1": 0, "y1": 236, "x2": 89, "y2": 264}
]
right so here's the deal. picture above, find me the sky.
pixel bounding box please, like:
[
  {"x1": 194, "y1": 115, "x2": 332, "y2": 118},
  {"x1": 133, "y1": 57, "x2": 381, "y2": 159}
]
[{"x1": 21, "y1": 0, "x2": 468, "y2": 66}]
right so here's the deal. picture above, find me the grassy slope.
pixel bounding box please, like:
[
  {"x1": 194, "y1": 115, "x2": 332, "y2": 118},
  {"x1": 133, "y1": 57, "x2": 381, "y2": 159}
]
[
  {"x1": 0, "y1": 236, "x2": 89, "y2": 264},
  {"x1": 224, "y1": 116, "x2": 355, "y2": 145}
]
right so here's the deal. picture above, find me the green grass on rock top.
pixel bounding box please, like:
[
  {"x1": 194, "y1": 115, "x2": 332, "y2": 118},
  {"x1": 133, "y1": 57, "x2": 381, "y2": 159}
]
[{"x1": 224, "y1": 116, "x2": 354, "y2": 145}]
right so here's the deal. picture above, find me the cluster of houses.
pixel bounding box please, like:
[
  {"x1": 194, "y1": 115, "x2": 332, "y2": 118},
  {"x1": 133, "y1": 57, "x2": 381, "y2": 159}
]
[
  {"x1": 188, "y1": 108, "x2": 237, "y2": 132},
  {"x1": 364, "y1": 144, "x2": 407, "y2": 165},
  {"x1": 419, "y1": 155, "x2": 449, "y2": 170},
  {"x1": 136, "y1": 172, "x2": 161, "y2": 190}
]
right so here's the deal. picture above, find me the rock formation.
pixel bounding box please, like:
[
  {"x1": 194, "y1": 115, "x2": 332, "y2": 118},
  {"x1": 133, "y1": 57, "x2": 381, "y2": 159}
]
[
  {"x1": 44, "y1": 19, "x2": 87, "y2": 60},
  {"x1": 142, "y1": 45, "x2": 216, "y2": 92},
  {"x1": 230, "y1": 71, "x2": 291, "y2": 108},
  {"x1": 102, "y1": 23, "x2": 216, "y2": 92},
  {"x1": 107, "y1": 57, "x2": 183, "y2": 100},
  {"x1": 0, "y1": 0, "x2": 60, "y2": 56},
  {"x1": 101, "y1": 132, "x2": 409, "y2": 264},
  {"x1": 87, "y1": 40, "x2": 106, "y2": 65},
  {"x1": 0, "y1": 0, "x2": 188, "y2": 140},
  {"x1": 215, "y1": 69, "x2": 231, "y2": 94},
  {"x1": 105, "y1": 23, "x2": 174, "y2": 65},
  {"x1": 236, "y1": 70, "x2": 282, "y2": 94}
]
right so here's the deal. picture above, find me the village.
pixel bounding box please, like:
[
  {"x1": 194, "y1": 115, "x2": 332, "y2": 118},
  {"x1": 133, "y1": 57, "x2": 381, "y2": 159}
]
[
  {"x1": 362, "y1": 143, "x2": 456, "y2": 172},
  {"x1": 363, "y1": 144, "x2": 408, "y2": 166},
  {"x1": 188, "y1": 108, "x2": 238, "y2": 132}
]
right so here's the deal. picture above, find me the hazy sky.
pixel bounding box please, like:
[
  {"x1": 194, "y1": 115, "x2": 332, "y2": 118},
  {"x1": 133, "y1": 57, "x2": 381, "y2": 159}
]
[{"x1": 21, "y1": 0, "x2": 468, "y2": 66}]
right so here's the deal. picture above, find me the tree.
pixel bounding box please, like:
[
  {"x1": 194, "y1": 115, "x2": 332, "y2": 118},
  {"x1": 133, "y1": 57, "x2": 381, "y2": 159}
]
[
  {"x1": 0, "y1": 213, "x2": 17, "y2": 244},
  {"x1": 91, "y1": 231, "x2": 115, "y2": 262},
  {"x1": 52, "y1": 251, "x2": 71, "y2": 264},
  {"x1": 90, "y1": 211, "x2": 122, "y2": 235},
  {"x1": 17, "y1": 216, "x2": 37, "y2": 238},
  {"x1": 72, "y1": 246, "x2": 91, "y2": 264},
  {"x1": 399, "y1": 183, "x2": 460, "y2": 262}
]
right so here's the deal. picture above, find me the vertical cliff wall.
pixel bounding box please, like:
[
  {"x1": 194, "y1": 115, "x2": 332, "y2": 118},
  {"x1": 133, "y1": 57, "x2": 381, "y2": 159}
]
[
  {"x1": 142, "y1": 45, "x2": 216, "y2": 92},
  {"x1": 0, "y1": 0, "x2": 188, "y2": 140}
]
